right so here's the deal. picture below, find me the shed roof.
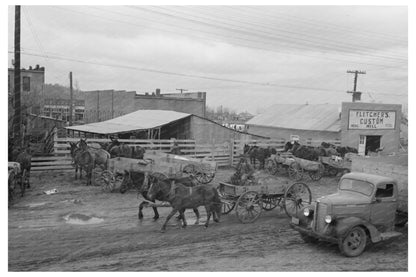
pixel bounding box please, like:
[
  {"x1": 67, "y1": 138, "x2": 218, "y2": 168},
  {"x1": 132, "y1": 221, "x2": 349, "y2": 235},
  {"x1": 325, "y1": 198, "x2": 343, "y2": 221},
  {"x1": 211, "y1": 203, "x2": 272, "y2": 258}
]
[
  {"x1": 66, "y1": 110, "x2": 191, "y2": 135},
  {"x1": 246, "y1": 104, "x2": 341, "y2": 132}
]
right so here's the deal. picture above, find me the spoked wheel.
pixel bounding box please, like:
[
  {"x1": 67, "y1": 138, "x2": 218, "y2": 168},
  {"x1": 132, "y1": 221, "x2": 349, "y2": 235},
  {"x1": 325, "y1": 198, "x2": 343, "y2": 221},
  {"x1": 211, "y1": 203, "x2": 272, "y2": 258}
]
[
  {"x1": 183, "y1": 164, "x2": 196, "y2": 176},
  {"x1": 309, "y1": 164, "x2": 325, "y2": 181},
  {"x1": 288, "y1": 162, "x2": 303, "y2": 181},
  {"x1": 216, "y1": 185, "x2": 236, "y2": 214},
  {"x1": 338, "y1": 226, "x2": 367, "y2": 257},
  {"x1": 235, "y1": 191, "x2": 263, "y2": 223},
  {"x1": 261, "y1": 195, "x2": 280, "y2": 211},
  {"x1": 99, "y1": 170, "x2": 121, "y2": 192},
  {"x1": 266, "y1": 159, "x2": 278, "y2": 175},
  {"x1": 284, "y1": 182, "x2": 312, "y2": 218},
  {"x1": 195, "y1": 171, "x2": 215, "y2": 184}
]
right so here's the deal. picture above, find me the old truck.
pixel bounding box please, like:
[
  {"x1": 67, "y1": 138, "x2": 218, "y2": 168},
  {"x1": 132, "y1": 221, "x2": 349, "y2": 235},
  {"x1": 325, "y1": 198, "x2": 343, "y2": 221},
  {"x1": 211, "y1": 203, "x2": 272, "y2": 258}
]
[{"x1": 290, "y1": 172, "x2": 407, "y2": 257}]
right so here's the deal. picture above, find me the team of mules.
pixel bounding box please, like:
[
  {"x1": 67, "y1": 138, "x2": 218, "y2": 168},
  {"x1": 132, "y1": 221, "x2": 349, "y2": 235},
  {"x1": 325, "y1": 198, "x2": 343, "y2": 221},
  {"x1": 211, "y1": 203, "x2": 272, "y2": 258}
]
[
  {"x1": 243, "y1": 144, "x2": 276, "y2": 169},
  {"x1": 120, "y1": 170, "x2": 221, "y2": 232},
  {"x1": 243, "y1": 141, "x2": 358, "y2": 168}
]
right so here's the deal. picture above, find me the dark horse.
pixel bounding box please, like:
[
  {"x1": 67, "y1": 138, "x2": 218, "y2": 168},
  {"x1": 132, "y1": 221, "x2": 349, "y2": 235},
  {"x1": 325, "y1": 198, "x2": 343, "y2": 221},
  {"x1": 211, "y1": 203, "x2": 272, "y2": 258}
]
[
  {"x1": 14, "y1": 147, "x2": 32, "y2": 190},
  {"x1": 147, "y1": 175, "x2": 222, "y2": 232},
  {"x1": 101, "y1": 138, "x2": 146, "y2": 159},
  {"x1": 243, "y1": 144, "x2": 274, "y2": 169},
  {"x1": 120, "y1": 171, "x2": 201, "y2": 223}
]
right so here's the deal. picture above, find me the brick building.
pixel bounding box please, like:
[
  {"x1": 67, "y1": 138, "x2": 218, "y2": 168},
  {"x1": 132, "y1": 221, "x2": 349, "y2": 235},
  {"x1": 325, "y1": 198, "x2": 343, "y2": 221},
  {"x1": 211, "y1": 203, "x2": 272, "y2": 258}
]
[
  {"x1": 83, "y1": 89, "x2": 206, "y2": 123},
  {"x1": 42, "y1": 98, "x2": 85, "y2": 123}
]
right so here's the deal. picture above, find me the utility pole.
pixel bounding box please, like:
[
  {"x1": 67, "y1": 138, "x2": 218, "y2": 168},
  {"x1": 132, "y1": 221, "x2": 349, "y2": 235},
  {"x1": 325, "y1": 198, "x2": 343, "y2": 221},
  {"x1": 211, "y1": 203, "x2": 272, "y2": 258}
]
[
  {"x1": 176, "y1": 88, "x2": 188, "y2": 94},
  {"x1": 69, "y1": 72, "x2": 73, "y2": 126},
  {"x1": 13, "y1": 5, "x2": 21, "y2": 145},
  {"x1": 347, "y1": 70, "x2": 366, "y2": 102}
]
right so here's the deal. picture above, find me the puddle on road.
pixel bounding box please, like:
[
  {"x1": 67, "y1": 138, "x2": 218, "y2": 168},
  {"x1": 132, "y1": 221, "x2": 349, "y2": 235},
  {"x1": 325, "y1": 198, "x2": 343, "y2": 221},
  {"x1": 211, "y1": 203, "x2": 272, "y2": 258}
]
[
  {"x1": 63, "y1": 213, "x2": 104, "y2": 225},
  {"x1": 27, "y1": 202, "x2": 49, "y2": 208}
]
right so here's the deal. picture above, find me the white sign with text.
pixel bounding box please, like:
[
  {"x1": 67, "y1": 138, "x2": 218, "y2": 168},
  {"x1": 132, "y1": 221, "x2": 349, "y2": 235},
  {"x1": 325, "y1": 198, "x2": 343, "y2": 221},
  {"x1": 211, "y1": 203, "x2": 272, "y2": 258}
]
[{"x1": 348, "y1": 110, "x2": 396, "y2": 129}]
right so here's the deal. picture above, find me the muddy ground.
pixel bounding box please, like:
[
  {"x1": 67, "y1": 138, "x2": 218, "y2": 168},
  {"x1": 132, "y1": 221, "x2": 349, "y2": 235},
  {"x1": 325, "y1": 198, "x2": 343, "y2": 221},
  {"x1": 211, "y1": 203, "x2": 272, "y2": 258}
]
[{"x1": 8, "y1": 169, "x2": 408, "y2": 271}]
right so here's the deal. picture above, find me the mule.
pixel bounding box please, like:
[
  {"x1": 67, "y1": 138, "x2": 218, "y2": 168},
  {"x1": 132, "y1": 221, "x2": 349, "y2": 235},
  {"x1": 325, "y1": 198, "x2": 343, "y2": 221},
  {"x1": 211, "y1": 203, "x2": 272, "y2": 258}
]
[
  {"x1": 147, "y1": 176, "x2": 222, "y2": 232},
  {"x1": 120, "y1": 171, "x2": 200, "y2": 223},
  {"x1": 243, "y1": 144, "x2": 273, "y2": 169},
  {"x1": 106, "y1": 138, "x2": 146, "y2": 159},
  {"x1": 15, "y1": 147, "x2": 32, "y2": 189},
  {"x1": 79, "y1": 139, "x2": 111, "y2": 170},
  {"x1": 69, "y1": 142, "x2": 94, "y2": 185}
]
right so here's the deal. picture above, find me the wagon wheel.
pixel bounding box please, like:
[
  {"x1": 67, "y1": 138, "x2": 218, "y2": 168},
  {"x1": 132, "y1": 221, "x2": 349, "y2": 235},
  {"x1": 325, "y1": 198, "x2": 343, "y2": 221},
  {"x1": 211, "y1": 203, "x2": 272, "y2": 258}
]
[
  {"x1": 95, "y1": 170, "x2": 113, "y2": 187},
  {"x1": 182, "y1": 164, "x2": 196, "y2": 176},
  {"x1": 308, "y1": 164, "x2": 325, "y2": 181},
  {"x1": 99, "y1": 170, "x2": 118, "y2": 192},
  {"x1": 151, "y1": 172, "x2": 169, "y2": 181},
  {"x1": 195, "y1": 171, "x2": 215, "y2": 184},
  {"x1": 216, "y1": 185, "x2": 236, "y2": 214},
  {"x1": 235, "y1": 191, "x2": 263, "y2": 223},
  {"x1": 288, "y1": 162, "x2": 303, "y2": 181},
  {"x1": 284, "y1": 182, "x2": 312, "y2": 218},
  {"x1": 265, "y1": 159, "x2": 278, "y2": 175},
  {"x1": 261, "y1": 195, "x2": 280, "y2": 211}
]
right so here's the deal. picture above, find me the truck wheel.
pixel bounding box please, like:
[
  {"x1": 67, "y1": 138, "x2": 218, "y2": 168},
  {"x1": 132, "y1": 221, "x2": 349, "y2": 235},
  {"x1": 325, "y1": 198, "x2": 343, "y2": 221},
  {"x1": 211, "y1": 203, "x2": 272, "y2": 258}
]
[{"x1": 338, "y1": 226, "x2": 367, "y2": 257}]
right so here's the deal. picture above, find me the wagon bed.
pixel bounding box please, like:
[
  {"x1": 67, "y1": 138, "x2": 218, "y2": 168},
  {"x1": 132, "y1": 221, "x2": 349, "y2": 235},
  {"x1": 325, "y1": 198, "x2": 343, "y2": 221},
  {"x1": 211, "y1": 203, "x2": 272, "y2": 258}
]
[{"x1": 218, "y1": 178, "x2": 312, "y2": 223}]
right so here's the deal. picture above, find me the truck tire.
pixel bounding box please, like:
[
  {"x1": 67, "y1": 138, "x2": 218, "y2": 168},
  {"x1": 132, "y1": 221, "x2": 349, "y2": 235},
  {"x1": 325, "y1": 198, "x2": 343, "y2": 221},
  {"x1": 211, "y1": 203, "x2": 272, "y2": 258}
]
[{"x1": 338, "y1": 226, "x2": 367, "y2": 257}]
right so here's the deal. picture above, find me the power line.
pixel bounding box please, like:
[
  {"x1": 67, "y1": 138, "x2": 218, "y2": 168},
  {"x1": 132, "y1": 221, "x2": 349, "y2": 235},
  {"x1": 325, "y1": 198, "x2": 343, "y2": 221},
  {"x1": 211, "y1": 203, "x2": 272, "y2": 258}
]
[
  {"x1": 8, "y1": 50, "x2": 407, "y2": 98},
  {"x1": 151, "y1": 5, "x2": 407, "y2": 61},
  {"x1": 49, "y1": 6, "x2": 406, "y2": 70}
]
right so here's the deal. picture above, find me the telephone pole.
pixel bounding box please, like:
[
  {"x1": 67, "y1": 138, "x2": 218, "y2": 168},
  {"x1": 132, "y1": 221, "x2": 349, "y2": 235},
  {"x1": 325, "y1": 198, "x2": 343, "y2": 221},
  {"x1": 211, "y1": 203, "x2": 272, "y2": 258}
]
[
  {"x1": 347, "y1": 70, "x2": 366, "y2": 102},
  {"x1": 176, "y1": 88, "x2": 188, "y2": 94},
  {"x1": 13, "y1": 5, "x2": 21, "y2": 145},
  {"x1": 69, "y1": 72, "x2": 73, "y2": 126}
]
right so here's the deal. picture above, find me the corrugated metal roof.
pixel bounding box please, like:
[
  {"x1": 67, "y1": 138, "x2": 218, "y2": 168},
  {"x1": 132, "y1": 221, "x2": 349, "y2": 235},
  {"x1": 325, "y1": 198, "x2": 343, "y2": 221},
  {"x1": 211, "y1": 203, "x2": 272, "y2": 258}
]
[
  {"x1": 246, "y1": 104, "x2": 341, "y2": 132},
  {"x1": 66, "y1": 110, "x2": 191, "y2": 134}
]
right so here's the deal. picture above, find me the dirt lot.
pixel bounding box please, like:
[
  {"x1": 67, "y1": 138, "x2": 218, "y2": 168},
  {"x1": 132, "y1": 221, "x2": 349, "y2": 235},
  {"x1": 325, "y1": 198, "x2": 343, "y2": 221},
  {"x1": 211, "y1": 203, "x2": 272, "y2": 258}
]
[{"x1": 8, "y1": 169, "x2": 408, "y2": 271}]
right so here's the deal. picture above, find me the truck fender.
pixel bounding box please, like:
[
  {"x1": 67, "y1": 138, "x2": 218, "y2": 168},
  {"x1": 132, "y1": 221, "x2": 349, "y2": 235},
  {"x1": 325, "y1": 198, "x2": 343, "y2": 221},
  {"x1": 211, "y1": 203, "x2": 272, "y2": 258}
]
[{"x1": 335, "y1": 217, "x2": 381, "y2": 243}]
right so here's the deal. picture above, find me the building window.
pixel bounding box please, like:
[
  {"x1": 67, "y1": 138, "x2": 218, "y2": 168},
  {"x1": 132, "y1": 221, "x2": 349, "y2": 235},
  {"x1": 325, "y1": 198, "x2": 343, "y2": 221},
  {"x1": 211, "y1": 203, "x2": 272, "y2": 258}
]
[{"x1": 22, "y1": 76, "x2": 31, "y2": 92}]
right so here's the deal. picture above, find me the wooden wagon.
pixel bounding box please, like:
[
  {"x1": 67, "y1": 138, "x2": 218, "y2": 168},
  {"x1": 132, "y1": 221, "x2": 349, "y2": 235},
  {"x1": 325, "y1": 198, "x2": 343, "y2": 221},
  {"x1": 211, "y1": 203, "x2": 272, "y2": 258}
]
[
  {"x1": 96, "y1": 151, "x2": 217, "y2": 192},
  {"x1": 218, "y1": 176, "x2": 312, "y2": 223},
  {"x1": 266, "y1": 153, "x2": 325, "y2": 181}
]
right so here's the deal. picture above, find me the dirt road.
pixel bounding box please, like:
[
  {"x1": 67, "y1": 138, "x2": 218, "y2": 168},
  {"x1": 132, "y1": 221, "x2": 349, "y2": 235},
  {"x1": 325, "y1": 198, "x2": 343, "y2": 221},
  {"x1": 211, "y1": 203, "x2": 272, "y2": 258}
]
[{"x1": 8, "y1": 170, "x2": 408, "y2": 271}]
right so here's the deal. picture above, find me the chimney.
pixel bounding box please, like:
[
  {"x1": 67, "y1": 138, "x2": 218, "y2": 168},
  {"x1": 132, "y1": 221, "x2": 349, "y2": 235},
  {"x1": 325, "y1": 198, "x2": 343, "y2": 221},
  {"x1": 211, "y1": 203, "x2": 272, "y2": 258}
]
[{"x1": 156, "y1": 88, "x2": 161, "y2": 96}]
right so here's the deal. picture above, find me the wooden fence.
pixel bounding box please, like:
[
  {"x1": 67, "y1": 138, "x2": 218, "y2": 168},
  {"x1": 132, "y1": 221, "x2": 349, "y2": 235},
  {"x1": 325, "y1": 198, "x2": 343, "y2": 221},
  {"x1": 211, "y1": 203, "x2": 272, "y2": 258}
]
[{"x1": 30, "y1": 135, "x2": 342, "y2": 172}]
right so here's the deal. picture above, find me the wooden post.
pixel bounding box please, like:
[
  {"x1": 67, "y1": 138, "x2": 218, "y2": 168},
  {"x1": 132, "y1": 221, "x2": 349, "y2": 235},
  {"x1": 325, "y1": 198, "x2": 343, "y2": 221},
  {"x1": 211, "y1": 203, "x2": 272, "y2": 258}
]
[{"x1": 229, "y1": 139, "x2": 234, "y2": 167}]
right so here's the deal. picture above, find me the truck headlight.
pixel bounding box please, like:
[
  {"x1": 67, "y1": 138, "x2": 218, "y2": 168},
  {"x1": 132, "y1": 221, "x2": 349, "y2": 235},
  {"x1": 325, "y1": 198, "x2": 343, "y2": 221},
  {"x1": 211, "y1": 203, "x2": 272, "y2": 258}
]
[
  {"x1": 303, "y1": 208, "x2": 311, "y2": 217},
  {"x1": 324, "y1": 215, "x2": 332, "y2": 224}
]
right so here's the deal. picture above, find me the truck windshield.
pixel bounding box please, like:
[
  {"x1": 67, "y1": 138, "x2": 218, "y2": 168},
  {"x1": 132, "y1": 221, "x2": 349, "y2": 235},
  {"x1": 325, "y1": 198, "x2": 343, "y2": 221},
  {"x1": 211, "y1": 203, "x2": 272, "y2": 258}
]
[{"x1": 339, "y1": 178, "x2": 374, "y2": 196}]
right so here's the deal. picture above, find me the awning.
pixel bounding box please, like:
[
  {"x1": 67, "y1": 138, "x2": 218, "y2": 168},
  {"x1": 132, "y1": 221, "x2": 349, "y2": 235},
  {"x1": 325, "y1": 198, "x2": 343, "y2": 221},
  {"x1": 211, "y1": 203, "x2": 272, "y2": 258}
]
[{"x1": 65, "y1": 110, "x2": 191, "y2": 135}]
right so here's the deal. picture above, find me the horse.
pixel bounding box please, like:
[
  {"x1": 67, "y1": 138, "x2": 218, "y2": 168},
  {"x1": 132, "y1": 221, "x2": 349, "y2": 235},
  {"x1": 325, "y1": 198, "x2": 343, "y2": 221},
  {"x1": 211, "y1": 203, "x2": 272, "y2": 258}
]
[
  {"x1": 243, "y1": 144, "x2": 273, "y2": 169},
  {"x1": 79, "y1": 139, "x2": 111, "y2": 170},
  {"x1": 69, "y1": 142, "x2": 94, "y2": 185},
  {"x1": 119, "y1": 171, "x2": 200, "y2": 222},
  {"x1": 147, "y1": 175, "x2": 222, "y2": 232},
  {"x1": 106, "y1": 138, "x2": 146, "y2": 159}
]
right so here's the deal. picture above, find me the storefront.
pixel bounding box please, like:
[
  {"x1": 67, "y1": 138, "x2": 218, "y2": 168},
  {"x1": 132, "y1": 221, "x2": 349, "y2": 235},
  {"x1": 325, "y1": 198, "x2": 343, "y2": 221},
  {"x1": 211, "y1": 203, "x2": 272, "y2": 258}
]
[{"x1": 341, "y1": 102, "x2": 402, "y2": 155}]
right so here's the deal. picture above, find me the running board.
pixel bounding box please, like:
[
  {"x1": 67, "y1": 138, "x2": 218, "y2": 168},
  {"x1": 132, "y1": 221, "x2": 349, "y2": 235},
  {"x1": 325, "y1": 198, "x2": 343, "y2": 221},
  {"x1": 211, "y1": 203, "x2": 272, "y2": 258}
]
[{"x1": 380, "y1": 231, "x2": 402, "y2": 241}]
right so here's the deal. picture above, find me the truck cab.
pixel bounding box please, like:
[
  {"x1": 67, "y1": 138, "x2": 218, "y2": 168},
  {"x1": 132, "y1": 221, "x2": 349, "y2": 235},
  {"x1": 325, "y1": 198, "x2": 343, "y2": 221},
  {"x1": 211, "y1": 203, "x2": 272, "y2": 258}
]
[{"x1": 290, "y1": 172, "x2": 404, "y2": 257}]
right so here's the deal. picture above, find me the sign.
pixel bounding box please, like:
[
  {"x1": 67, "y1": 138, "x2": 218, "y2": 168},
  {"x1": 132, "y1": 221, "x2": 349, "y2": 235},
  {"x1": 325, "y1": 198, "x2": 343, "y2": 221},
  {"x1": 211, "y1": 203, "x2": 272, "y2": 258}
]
[{"x1": 348, "y1": 110, "x2": 396, "y2": 130}]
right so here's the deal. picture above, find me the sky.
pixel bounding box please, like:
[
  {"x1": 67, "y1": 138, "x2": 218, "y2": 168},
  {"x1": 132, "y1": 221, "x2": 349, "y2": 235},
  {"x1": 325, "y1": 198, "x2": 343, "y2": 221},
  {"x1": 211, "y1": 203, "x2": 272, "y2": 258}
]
[{"x1": 7, "y1": 5, "x2": 408, "y2": 114}]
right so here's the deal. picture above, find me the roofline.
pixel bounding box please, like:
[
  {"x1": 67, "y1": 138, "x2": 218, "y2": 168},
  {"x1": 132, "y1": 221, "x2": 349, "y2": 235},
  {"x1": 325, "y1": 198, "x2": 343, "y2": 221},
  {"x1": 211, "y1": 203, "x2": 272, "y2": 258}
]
[{"x1": 245, "y1": 123, "x2": 341, "y2": 133}]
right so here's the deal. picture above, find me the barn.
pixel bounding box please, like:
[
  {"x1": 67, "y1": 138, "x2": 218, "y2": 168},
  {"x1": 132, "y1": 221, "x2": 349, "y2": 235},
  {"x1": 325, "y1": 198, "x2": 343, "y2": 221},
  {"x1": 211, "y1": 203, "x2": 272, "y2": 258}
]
[
  {"x1": 245, "y1": 104, "x2": 341, "y2": 144},
  {"x1": 65, "y1": 109, "x2": 265, "y2": 144}
]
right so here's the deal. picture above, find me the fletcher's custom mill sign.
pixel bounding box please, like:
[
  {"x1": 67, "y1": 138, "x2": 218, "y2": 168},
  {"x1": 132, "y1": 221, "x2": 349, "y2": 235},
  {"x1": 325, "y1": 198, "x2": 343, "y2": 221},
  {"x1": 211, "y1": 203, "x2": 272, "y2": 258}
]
[{"x1": 348, "y1": 110, "x2": 396, "y2": 129}]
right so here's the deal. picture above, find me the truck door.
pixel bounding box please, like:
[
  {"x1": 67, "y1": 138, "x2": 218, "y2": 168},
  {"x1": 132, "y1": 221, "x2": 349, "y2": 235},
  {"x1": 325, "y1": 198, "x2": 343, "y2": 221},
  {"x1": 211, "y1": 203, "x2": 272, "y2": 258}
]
[{"x1": 370, "y1": 183, "x2": 397, "y2": 232}]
